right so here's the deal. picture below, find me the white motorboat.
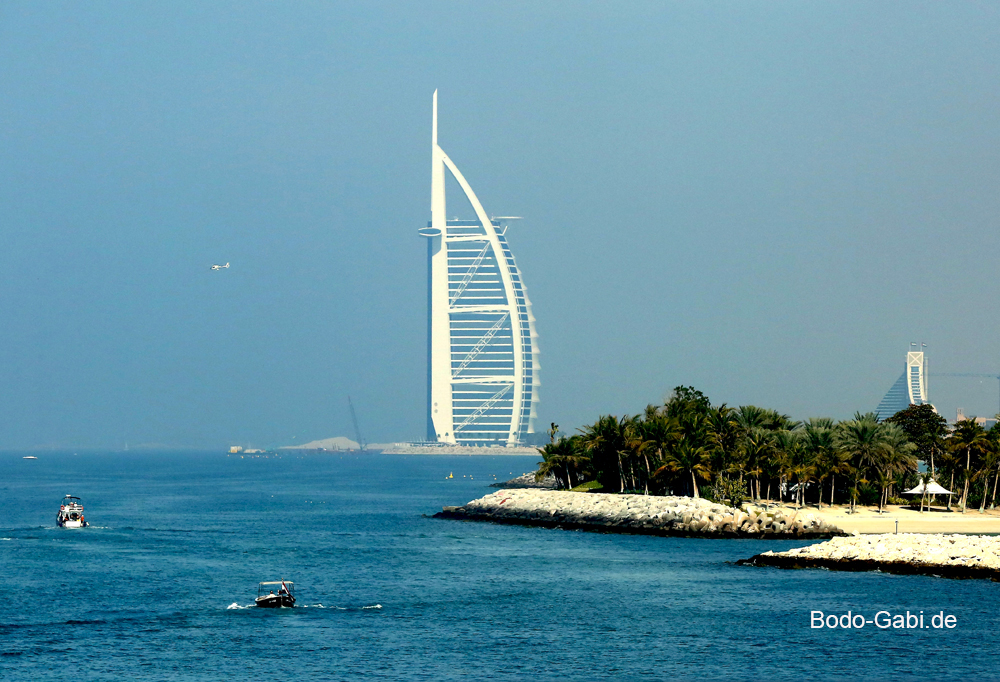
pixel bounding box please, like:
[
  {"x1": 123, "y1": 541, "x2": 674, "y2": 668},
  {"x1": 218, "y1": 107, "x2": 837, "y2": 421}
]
[
  {"x1": 255, "y1": 581, "x2": 295, "y2": 608},
  {"x1": 57, "y1": 495, "x2": 89, "y2": 528}
]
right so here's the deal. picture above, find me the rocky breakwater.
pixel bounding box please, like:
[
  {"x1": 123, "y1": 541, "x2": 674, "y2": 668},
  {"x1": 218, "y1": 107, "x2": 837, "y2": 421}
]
[
  {"x1": 435, "y1": 489, "x2": 844, "y2": 538},
  {"x1": 488, "y1": 473, "x2": 558, "y2": 489},
  {"x1": 739, "y1": 534, "x2": 1000, "y2": 580}
]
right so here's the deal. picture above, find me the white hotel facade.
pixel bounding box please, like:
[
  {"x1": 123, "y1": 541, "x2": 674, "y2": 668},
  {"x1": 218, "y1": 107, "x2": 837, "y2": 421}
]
[
  {"x1": 418, "y1": 91, "x2": 539, "y2": 445},
  {"x1": 876, "y1": 348, "x2": 932, "y2": 419}
]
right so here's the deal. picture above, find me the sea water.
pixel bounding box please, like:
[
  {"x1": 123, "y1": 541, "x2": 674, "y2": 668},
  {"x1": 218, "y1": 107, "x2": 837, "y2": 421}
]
[{"x1": 2, "y1": 451, "x2": 999, "y2": 680}]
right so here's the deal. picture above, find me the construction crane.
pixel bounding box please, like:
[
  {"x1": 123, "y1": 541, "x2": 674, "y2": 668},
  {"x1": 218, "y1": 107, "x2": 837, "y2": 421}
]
[
  {"x1": 930, "y1": 373, "x2": 1000, "y2": 416},
  {"x1": 347, "y1": 396, "x2": 367, "y2": 451}
]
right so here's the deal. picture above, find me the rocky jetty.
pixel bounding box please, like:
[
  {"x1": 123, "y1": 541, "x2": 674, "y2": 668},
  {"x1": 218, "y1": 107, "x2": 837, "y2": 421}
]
[
  {"x1": 435, "y1": 489, "x2": 844, "y2": 538},
  {"x1": 739, "y1": 534, "x2": 1000, "y2": 580},
  {"x1": 488, "y1": 473, "x2": 558, "y2": 489}
]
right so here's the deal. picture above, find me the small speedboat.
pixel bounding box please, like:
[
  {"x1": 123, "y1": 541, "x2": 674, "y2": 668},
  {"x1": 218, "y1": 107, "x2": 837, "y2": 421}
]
[
  {"x1": 255, "y1": 580, "x2": 295, "y2": 608},
  {"x1": 57, "y1": 495, "x2": 89, "y2": 528}
]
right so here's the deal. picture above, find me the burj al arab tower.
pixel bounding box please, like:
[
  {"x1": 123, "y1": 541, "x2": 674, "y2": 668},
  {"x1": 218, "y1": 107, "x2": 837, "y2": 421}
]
[{"x1": 419, "y1": 91, "x2": 539, "y2": 446}]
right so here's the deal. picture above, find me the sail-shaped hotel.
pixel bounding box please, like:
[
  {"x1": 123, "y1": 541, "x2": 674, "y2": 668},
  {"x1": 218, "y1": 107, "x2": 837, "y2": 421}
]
[
  {"x1": 876, "y1": 346, "x2": 933, "y2": 419},
  {"x1": 419, "y1": 91, "x2": 539, "y2": 446}
]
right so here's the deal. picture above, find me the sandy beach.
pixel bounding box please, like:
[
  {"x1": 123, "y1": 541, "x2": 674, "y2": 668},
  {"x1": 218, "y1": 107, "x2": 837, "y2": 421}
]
[{"x1": 763, "y1": 502, "x2": 1000, "y2": 535}]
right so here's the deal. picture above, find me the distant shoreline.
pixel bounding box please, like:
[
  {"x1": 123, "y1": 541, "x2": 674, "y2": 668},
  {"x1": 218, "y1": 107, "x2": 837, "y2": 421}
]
[{"x1": 380, "y1": 445, "x2": 540, "y2": 456}]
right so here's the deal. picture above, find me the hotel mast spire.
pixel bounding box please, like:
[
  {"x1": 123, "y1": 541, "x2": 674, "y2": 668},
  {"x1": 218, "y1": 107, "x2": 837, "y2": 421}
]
[{"x1": 431, "y1": 89, "x2": 445, "y2": 236}]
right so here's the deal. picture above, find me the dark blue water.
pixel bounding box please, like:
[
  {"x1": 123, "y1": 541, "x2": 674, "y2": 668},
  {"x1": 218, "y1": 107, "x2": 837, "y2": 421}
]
[{"x1": 2, "y1": 452, "x2": 999, "y2": 680}]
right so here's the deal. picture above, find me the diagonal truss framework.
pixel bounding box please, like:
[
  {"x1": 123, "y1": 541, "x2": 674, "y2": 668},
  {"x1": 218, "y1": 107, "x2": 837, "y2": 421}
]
[
  {"x1": 449, "y1": 241, "x2": 491, "y2": 305},
  {"x1": 453, "y1": 384, "x2": 513, "y2": 433},
  {"x1": 452, "y1": 312, "x2": 509, "y2": 378}
]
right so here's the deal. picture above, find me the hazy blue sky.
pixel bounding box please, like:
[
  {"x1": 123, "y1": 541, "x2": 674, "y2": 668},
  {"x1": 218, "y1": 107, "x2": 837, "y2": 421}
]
[{"x1": 2, "y1": 2, "x2": 999, "y2": 449}]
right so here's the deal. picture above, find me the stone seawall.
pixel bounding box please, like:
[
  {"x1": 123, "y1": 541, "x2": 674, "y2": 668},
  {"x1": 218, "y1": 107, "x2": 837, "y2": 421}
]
[
  {"x1": 488, "y1": 473, "x2": 558, "y2": 489},
  {"x1": 434, "y1": 489, "x2": 844, "y2": 539},
  {"x1": 738, "y1": 534, "x2": 1000, "y2": 580}
]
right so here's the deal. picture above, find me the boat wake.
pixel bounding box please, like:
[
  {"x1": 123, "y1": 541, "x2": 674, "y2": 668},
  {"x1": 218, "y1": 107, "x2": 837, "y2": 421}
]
[{"x1": 227, "y1": 603, "x2": 254, "y2": 610}]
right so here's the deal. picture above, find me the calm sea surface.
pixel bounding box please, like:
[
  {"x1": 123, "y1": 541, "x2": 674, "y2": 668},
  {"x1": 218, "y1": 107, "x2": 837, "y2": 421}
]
[{"x1": 2, "y1": 451, "x2": 999, "y2": 680}]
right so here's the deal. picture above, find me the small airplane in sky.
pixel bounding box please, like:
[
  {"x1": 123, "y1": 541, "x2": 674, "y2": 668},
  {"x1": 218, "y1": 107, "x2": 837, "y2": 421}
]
[{"x1": 210, "y1": 262, "x2": 230, "y2": 270}]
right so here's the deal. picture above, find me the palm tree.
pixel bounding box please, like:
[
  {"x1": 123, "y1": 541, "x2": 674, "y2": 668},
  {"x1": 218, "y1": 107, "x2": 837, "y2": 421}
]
[
  {"x1": 639, "y1": 407, "x2": 683, "y2": 494},
  {"x1": 949, "y1": 419, "x2": 990, "y2": 513},
  {"x1": 580, "y1": 415, "x2": 632, "y2": 493},
  {"x1": 655, "y1": 437, "x2": 710, "y2": 498},
  {"x1": 802, "y1": 419, "x2": 837, "y2": 507},
  {"x1": 764, "y1": 410, "x2": 799, "y2": 432},
  {"x1": 735, "y1": 405, "x2": 771, "y2": 432},
  {"x1": 621, "y1": 417, "x2": 654, "y2": 493},
  {"x1": 740, "y1": 427, "x2": 773, "y2": 501},
  {"x1": 937, "y1": 448, "x2": 960, "y2": 511},
  {"x1": 536, "y1": 441, "x2": 569, "y2": 489},
  {"x1": 877, "y1": 423, "x2": 917, "y2": 513},
  {"x1": 987, "y1": 423, "x2": 1000, "y2": 509},
  {"x1": 706, "y1": 405, "x2": 742, "y2": 485},
  {"x1": 835, "y1": 414, "x2": 887, "y2": 513},
  {"x1": 773, "y1": 429, "x2": 807, "y2": 507},
  {"x1": 976, "y1": 445, "x2": 998, "y2": 513},
  {"x1": 536, "y1": 436, "x2": 589, "y2": 489},
  {"x1": 735, "y1": 406, "x2": 771, "y2": 499},
  {"x1": 817, "y1": 446, "x2": 850, "y2": 508}
]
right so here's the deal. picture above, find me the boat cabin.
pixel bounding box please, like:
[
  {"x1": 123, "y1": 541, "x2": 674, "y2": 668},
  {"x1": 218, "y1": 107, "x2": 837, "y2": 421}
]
[
  {"x1": 255, "y1": 581, "x2": 295, "y2": 608},
  {"x1": 57, "y1": 495, "x2": 88, "y2": 528}
]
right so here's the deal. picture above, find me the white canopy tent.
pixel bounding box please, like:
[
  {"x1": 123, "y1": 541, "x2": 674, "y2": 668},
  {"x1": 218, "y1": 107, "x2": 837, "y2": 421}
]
[{"x1": 902, "y1": 479, "x2": 954, "y2": 496}]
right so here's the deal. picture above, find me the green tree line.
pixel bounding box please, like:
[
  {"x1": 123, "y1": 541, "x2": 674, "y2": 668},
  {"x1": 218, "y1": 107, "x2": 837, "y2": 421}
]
[{"x1": 536, "y1": 387, "x2": 1000, "y2": 513}]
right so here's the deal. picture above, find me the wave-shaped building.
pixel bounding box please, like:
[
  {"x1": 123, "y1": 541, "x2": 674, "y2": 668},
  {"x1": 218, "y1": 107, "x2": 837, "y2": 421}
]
[
  {"x1": 876, "y1": 347, "x2": 933, "y2": 419},
  {"x1": 419, "y1": 91, "x2": 539, "y2": 446}
]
